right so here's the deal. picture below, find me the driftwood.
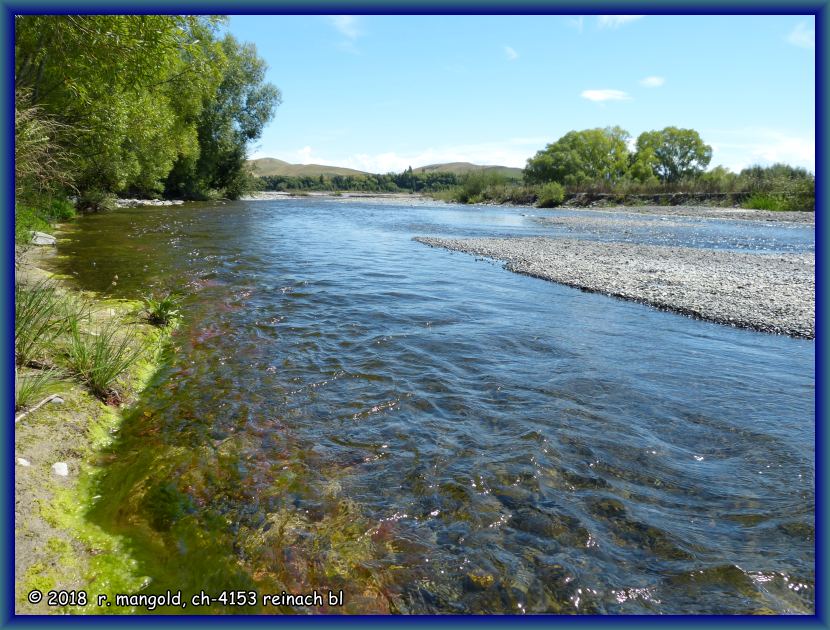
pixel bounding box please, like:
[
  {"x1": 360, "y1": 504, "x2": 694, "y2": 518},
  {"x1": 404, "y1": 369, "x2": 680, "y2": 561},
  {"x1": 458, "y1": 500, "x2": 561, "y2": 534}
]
[{"x1": 15, "y1": 394, "x2": 60, "y2": 423}]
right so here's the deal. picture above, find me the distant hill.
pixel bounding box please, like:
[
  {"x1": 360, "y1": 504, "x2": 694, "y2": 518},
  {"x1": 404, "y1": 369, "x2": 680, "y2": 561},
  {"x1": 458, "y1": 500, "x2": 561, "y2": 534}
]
[
  {"x1": 413, "y1": 162, "x2": 523, "y2": 179},
  {"x1": 247, "y1": 158, "x2": 369, "y2": 177},
  {"x1": 248, "y1": 158, "x2": 524, "y2": 179}
]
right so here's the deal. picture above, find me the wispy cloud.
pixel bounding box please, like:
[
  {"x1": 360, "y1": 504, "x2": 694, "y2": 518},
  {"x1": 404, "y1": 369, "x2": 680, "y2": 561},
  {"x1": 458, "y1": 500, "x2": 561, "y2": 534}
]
[
  {"x1": 504, "y1": 46, "x2": 519, "y2": 61},
  {"x1": 787, "y1": 21, "x2": 815, "y2": 49},
  {"x1": 639, "y1": 76, "x2": 665, "y2": 87},
  {"x1": 581, "y1": 89, "x2": 631, "y2": 102},
  {"x1": 326, "y1": 15, "x2": 361, "y2": 40},
  {"x1": 567, "y1": 16, "x2": 584, "y2": 33},
  {"x1": 597, "y1": 15, "x2": 644, "y2": 29}
]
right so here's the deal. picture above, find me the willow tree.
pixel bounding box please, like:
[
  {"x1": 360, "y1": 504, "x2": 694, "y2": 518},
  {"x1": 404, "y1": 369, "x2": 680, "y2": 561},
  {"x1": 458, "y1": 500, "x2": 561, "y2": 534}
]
[
  {"x1": 15, "y1": 15, "x2": 226, "y2": 196},
  {"x1": 524, "y1": 127, "x2": 631, "y2": 188},
  {"x1": 165, "y1": 35, "x2": 281, "y2": 200},
  {"x1": 634, "y1": 127, "x2": 712, "y2": 183}
]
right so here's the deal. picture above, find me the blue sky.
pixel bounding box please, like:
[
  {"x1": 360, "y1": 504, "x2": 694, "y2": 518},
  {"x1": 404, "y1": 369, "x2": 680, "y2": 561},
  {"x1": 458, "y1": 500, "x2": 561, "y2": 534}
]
[{"x1": 227, "y1": 14, "x2": 815, "y2": 174}]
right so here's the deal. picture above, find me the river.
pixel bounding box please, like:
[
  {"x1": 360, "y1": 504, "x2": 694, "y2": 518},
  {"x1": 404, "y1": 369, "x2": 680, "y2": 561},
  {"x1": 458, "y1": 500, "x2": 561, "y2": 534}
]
[{"x1": 51, "y1": 198, "x2": 815, "y2": 614}]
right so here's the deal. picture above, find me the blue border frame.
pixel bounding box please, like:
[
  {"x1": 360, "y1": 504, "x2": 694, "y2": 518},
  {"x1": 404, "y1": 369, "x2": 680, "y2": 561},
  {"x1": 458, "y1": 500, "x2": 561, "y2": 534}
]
[{"x1": 2, "y1": 2, "x2": 826, "y2": 627}]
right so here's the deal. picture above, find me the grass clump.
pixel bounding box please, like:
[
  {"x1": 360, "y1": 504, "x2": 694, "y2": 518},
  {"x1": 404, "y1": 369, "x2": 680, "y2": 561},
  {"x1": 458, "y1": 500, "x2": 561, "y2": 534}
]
[
  {"x1": 65, "y1": 320, "x2": 145, "y2": 402},
  {"x1": 142, "y1": 292, "x2": 182, "y2": 327},
  {"x1": 15, "y1": 280, "x2": 93, "y2": 366},
  {"x1": 15, "y1": 368, "x2": 65, "y2": 412},
  {"x1": 15, "y1": 280, "x2": 65, "y2": 366}
]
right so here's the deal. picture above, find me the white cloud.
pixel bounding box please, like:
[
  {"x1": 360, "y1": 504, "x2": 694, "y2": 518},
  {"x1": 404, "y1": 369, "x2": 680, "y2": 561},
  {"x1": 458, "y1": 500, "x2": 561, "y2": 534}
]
[
  {"x1": 787, "y1": 21, "x2": 814, "y2": 49},
  {"x1": 504, "y1": 46, "x2": 519, "y2": 61},
  {"x1": 639, "y1": 76, "x2": 665, "y2": 87},
  {"x1": 707, "y1": 128, "x2": 815, "y2": 173},
  {"x1": 277, "y1": 138, "x2": 549, "y2": 173},
  {"x1": 581, "y1": 89, "x2": 631, "y2": 102},
  {"x1": 597, "y1": 15, "x2": 644, "y2": 29},
  {"x1": 326, "y1": 15, "x2": 361, "y2": 40}
]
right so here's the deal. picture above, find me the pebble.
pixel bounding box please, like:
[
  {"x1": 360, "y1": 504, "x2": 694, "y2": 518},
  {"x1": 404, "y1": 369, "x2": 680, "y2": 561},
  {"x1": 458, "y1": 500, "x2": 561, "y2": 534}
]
[
  {"x1": 49, "y1": 396, "x2": 64, "y2": 405},
  {"x1": 17, "y1": 458, "x2": 31, "y2": 467},
  {"x1": 52, "y1": 462, "x2": 69, "y2": 476}
]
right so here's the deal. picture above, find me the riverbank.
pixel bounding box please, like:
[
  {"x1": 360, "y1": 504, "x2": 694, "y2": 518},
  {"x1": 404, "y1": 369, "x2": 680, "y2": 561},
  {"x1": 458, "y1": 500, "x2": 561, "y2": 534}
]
[
  {"x1": 14, "y1": 245, "x2": 172, "y2": 614},
  {"x1": 415, "y1": 236, "x2": 814, "y2": 338}
]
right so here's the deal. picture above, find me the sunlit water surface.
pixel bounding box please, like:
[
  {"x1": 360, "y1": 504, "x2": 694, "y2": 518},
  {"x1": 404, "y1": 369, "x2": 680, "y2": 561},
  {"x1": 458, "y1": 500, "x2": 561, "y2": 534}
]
[{"x1": 51, "y1": 199, "x2": 814, "y2": 614}]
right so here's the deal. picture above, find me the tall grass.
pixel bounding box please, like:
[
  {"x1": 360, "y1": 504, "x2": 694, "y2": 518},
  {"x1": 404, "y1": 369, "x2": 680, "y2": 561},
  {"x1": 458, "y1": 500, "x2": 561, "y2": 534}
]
[
  {"x1": 15, "y1": 280, "x2": 64, "y2": 365},
  {"x1": 65, "y1": 320, "x2": 145, "y2": 401},
  {"x1": 15, "y1": 280, "x2": 91, "y2": 365},
  {"x1": 15, "y1": 368, "x2": 64, "y2": 412}
]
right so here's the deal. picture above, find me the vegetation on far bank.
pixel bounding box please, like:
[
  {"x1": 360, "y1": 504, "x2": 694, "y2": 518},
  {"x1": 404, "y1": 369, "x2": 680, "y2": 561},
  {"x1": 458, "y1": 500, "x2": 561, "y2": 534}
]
[{"x1": 255, "y1": 127, "x2": 814, "y2": 212}]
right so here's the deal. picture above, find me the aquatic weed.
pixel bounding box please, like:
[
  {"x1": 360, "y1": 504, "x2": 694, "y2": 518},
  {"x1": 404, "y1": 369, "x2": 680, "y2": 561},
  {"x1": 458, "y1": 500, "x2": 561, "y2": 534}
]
[{"x1": 142, "y1": 292, "x2": 182, "y2": 327}]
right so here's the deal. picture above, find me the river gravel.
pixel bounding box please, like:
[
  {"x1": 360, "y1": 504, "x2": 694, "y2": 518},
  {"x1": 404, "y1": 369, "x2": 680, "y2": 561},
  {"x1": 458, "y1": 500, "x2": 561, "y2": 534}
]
[
  {"x1": 553, "y1": 205, "x2": 816, "y2": 224},
  {"x1": 415, "y1": 236, "x2": 814, "y2": 338}
]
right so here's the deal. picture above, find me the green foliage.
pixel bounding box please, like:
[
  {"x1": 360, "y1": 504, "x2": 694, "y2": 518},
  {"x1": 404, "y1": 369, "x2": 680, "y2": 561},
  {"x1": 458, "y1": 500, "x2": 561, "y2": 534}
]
[
  {"x1": 742, "y1": 194, "x2": 787, "y2": 211},
  {"x1": 142, "y1": 292, "x2": 182, "y2": 327},
  {"x1": 536, "y1": 182, "x2": 565, "y2": 208},
  {"x1": 15, "y1": 368, "x2": 65, "y2": 412},
  {"x1": 166, "y1": 35, "x2": 281, "y2": 200},
  {"x1": 65, "y1": 319, "x2": 145, "y2": 401},
  {"x1": 635, "y1": 127, "x2": 712, "y2": 182},
  {"x1": 259, "y1": 169, "x2": 461, "y2": 193},
  {"x1": 524, "y1": 126, "x2": 630, "y2": 187},
  {"x1": 15, "y1": 206, "x2": 53, "y2": 244},
  {"x1": 15, "y1": 16, "x2": 279, "y2": 202},
  {"x1": 76, "y1": 189, "x2": 118, "y2": 213}
]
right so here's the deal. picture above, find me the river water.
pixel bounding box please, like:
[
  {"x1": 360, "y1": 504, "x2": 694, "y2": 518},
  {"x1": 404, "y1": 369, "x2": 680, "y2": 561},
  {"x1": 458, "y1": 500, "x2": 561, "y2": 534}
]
[{"x1": 52, "y1": 199, "x2": 814, "y2": 614}]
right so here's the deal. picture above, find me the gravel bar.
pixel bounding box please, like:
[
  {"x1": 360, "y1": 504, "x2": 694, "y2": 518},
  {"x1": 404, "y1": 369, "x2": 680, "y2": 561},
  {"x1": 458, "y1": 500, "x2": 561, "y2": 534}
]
[
  {"x1": 558, "y1": 205, "x2": 815, "y2": 224},
  {"x1": 415, "y1": 236, "x2": 814, "y2": 338}
]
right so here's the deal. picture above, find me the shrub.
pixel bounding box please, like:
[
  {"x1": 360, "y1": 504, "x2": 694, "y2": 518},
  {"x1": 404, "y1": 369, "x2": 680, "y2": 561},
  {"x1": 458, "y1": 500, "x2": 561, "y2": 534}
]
[
  {"x1": 142, "y1": 292, "x2": 182, "y2": 327},
  {"x1": 536, "y1": 182, "x2": 565, "y2": 208},
  {"x1": 76, "y1": 189, "x2": 117, "y2": 213},
  {"x1": 65, "y1": 319, "x2": 144, "y2": 401},
  {"x1": 15, "y1": 368, "x2": 64, "y2": 412},
  {"x1": 742, "y1": 194, "x2": 787, "y2": 212}
]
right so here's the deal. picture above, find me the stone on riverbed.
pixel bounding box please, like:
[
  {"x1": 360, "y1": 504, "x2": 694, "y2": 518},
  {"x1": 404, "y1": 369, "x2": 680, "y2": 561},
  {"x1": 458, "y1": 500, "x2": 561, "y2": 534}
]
[
  {"x1": 31, "y1": 231, "x2": 57, "y2": 245},
  {"x1": 51, "y1": 462, "x2": 69, "y2": 476}
]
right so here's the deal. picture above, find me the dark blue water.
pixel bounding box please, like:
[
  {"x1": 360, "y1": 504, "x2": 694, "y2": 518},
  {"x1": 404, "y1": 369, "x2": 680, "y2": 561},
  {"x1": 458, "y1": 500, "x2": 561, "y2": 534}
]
[{"x1": 54, "y1": 199, "x2": 815, "y2": 614}]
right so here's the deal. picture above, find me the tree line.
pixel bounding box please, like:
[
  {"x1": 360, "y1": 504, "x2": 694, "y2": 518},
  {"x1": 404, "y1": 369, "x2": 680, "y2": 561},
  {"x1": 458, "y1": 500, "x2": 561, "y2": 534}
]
[
  {"x1": 15, "y1": 15, "x2": 279, "y2": 224},
  {"x1": 258, "y1": 169, "x2": 463, "y2": 194}
]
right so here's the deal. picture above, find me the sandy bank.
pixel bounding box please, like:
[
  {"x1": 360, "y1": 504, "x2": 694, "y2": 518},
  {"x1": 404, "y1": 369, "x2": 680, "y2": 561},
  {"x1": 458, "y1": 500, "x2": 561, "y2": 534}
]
[{"x1": 415, "y1": 236, "x2": 814, "y2": 338}]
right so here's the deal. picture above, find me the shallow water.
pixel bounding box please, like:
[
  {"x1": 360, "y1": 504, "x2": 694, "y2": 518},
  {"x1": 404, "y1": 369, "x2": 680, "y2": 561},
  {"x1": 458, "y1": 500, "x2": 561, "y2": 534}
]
[{"x1": 52, "y1": 199, "x2": 814, "y2": 614}]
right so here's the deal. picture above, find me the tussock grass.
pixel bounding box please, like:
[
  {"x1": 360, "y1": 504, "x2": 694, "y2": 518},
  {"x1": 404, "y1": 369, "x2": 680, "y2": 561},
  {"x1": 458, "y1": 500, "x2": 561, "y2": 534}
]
[
  {"x1": 65, "y1": 320, "x2": 145, "y2": 402},
  {"x1": 15, "y1": 280, "x2": 65, "y2": 366},
  {"x1": 15, "y1": 368, "x2": 65, "y2": 412}
]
